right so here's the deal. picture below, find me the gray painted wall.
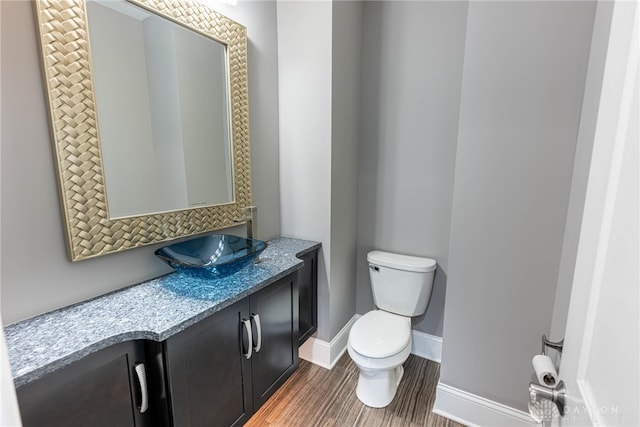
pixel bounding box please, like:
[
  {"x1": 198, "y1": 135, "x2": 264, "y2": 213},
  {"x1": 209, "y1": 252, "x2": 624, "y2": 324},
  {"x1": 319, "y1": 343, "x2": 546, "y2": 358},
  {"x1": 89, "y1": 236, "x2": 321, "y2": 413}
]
[
  {"x1": 277, "y1": 1, "x2": 360, "y2": 341},
  {"x1": 550, "y1": 0, "x2": 614, "y2": 341},
  {"x1": 356, "y1": 1, "x2": 468, "y2": 337},
  {"x1": 2, "y1": 4, "x2": 604, "y2": 419},
  {"x1": 277, "y1": 0, "x2": 333, "y2": 341},
  {"x1": 0, "y1": 0, "x2": 281, "y2": 325},
  {"x1": 330, "y1": 1, "x2": 361, "y2": 339},
  {"x1": 439, "y1": 1, "x2": 596, "y2": 411}
]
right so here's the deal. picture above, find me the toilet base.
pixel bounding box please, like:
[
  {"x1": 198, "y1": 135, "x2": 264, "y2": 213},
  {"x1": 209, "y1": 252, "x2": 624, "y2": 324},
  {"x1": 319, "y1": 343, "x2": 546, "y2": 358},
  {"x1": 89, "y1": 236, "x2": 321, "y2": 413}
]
[{"x1": 355, "y1": 365, "x2": 405, "y2": 408}]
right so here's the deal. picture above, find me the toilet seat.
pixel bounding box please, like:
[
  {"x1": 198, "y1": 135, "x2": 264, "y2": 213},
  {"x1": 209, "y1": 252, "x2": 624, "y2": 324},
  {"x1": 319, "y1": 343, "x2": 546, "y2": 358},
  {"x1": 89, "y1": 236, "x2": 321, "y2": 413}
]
[
  {"x1": 349, "y1": 310, "x2": 411, "y2": 358},
  {"x1": 348, "y1": 339, "x2": 411, "y2": 372}
]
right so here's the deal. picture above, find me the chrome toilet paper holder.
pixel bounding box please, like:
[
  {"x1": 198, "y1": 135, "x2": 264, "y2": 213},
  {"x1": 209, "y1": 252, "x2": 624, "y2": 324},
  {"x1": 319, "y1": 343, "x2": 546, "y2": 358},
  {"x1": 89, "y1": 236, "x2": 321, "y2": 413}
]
[
  {"x1": 541, "y1": 335, "x2": 564, "y2": 355},
  {"x1": 528, "y1": 335, "x2": 566, "y2": 422}
]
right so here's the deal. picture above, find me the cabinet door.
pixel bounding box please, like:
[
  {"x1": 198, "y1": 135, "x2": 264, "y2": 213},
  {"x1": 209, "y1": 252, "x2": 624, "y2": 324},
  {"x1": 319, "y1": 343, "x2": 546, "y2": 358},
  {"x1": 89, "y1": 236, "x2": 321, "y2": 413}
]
[
  {"x1": 298, "y1": 250, "x2": 318, "y2": 345},
  {"x1": 16, "y1": 341, "x2": 151, "y2": 427},
  {"x1": 164, "y1": 298, "x2": 253, "y2": 427},
  {"x1": 250, "y1": 274, "x2": 299, "y2": 408}
]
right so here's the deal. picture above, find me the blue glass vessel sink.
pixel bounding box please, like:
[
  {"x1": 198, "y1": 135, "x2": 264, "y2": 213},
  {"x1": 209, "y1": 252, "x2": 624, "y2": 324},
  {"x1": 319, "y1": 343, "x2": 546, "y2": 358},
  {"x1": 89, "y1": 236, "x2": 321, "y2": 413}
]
[{"x1": 155, "y1": 234, "x2": 267, "y2": 279}]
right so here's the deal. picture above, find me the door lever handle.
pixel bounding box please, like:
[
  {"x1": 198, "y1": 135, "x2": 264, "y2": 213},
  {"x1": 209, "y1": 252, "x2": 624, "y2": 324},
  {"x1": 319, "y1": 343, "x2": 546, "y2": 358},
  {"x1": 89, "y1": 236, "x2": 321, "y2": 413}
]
[{"x1": 528, "y1": 380, "x2": 566, "y2": 421}]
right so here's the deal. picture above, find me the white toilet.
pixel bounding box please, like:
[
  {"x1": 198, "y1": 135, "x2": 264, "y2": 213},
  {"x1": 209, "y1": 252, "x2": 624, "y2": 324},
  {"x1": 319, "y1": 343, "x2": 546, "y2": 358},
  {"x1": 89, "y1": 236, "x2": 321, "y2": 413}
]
[{"x1": 347, "y1": 250, "x2": 436, "y2": 408}]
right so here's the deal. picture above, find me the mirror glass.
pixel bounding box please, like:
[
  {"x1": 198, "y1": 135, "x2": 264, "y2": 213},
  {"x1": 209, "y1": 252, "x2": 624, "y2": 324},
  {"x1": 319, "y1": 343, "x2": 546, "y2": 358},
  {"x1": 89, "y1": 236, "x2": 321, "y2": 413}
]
[
  {"x1": 34, "y1": 0, "x2": 251, "y2": 261},
  {"x1": 86, "y1": 0, "x2": 233, "y2": 218}
]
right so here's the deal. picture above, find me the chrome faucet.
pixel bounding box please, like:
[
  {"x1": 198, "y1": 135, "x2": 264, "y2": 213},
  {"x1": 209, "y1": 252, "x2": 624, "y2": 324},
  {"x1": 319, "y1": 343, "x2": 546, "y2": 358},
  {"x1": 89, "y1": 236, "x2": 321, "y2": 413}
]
[{"x1": 234, "y1": 206, "x2": 258, "y2": 239}]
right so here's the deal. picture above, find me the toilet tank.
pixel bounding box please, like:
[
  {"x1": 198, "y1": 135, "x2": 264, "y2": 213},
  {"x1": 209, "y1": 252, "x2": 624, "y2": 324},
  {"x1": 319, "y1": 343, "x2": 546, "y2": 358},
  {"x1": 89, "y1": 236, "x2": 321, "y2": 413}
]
[{"x1": 367, "y1": 251, "x2": 437, "y2": 317}]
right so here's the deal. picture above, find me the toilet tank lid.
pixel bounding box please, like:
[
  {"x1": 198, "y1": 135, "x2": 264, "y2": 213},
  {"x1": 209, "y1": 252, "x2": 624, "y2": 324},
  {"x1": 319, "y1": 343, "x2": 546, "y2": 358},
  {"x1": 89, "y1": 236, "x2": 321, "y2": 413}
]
[{"x1": 367, "y1": 251, "x2": 436, "y2": 272}]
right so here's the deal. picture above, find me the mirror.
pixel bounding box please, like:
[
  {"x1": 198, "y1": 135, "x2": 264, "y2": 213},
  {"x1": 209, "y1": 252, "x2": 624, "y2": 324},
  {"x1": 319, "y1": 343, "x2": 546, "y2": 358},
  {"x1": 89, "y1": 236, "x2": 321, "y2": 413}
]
[
  {"x1": 86, "y1": 0, "x2": 233, "y2": 218},
  {"x1": 34, "y1": 0, "x2": 252, "y2": 261}
]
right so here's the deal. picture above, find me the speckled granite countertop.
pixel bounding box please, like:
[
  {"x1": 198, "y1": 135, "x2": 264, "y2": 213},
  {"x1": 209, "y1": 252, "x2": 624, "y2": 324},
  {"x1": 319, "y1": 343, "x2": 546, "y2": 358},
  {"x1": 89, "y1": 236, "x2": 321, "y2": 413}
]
[{"x1": 4, "y1": 237, "x2": 320, "y2": 388}]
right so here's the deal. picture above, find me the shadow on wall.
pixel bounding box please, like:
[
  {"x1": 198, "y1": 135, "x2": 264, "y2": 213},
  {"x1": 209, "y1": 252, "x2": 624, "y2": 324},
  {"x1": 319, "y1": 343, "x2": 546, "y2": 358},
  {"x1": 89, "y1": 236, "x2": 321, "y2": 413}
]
[
  {"x1": 354, "y1": 1, "x2": 383, "y2": 324},
  {"x1": 413, "y1": 268, "x2": 446, "y2": 335}
]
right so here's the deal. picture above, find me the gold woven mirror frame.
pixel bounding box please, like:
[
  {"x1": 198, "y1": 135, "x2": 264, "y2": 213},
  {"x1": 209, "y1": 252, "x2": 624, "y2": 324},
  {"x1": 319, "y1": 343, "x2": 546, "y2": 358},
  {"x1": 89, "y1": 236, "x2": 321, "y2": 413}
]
[{"x1": 34, "y1": 0, "x2": 251, "y2": 261}]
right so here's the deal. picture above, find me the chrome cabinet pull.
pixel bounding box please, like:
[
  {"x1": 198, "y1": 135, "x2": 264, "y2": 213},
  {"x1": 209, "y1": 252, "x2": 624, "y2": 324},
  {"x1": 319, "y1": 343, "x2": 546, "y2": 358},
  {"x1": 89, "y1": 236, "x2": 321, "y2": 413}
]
[
  {"x1": 251, "y1": 314, "x2": 262, "y2": 352},
  {"x1": 134, "y1": 363, "x2": 148, "y2": 414},
  {"x1": 242, "y1": 319, "x2": 253, "y2": 359}
]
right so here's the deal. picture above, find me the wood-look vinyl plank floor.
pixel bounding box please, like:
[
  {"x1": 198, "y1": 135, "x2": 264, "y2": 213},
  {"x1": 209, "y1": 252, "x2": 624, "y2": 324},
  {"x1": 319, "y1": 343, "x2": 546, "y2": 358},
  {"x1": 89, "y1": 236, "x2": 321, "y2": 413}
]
[{"x1": 245, "y1": 354, "x2": 466, "y2": 427}]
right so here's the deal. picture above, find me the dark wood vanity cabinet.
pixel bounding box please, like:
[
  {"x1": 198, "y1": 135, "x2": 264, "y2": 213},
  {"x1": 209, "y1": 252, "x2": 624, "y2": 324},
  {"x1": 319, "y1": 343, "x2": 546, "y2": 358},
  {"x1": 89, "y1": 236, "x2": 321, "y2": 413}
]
[
  {"x1": 298, "y1": 250, "x2": 318, "y2": 345},
  {"x1": 249, "y1": 273, "x2": 299, "y2": 408},
  {"x1": 16, "y1": 341, "x2": 153, "y2": 427},
  {"x1": 164, "y1": 297, "x2": 253, "y2": 427},
  {"x1": 14, "y1": 269, "x2": 307, "y2": 427},
  {"x1": 164, "y1": 273, "x2": 299, "y2": 426}
]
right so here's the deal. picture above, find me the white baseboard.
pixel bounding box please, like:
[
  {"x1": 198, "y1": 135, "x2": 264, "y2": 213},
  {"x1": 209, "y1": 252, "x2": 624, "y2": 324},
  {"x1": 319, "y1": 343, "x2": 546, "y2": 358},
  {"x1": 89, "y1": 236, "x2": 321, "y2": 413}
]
[
  {"x1": 433, "y1": 382, "x2": 536, "y2": 427},
  {"x1": 299, "y1": 314, "x2": 443, "y2": 368},
  {"x1": 299, "y1": 315, "x2": 358, "y2": 369},
  {"x1": 411, "y1": 330, "x2": 443, "y2": 363},
  {"x1": 301, "y1": 320, "x2": 533, "y2": 427}
]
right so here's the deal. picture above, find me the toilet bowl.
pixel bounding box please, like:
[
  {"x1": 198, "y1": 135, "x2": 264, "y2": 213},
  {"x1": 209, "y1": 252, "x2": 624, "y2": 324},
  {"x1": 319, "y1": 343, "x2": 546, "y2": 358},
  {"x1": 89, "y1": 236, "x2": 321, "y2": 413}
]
[
  {"x1": 347, "y1": 250, "x2": 436, "y2": 408},
  {"x1": 347, "y1": 310, "x2": 412, "y2": 408}
]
